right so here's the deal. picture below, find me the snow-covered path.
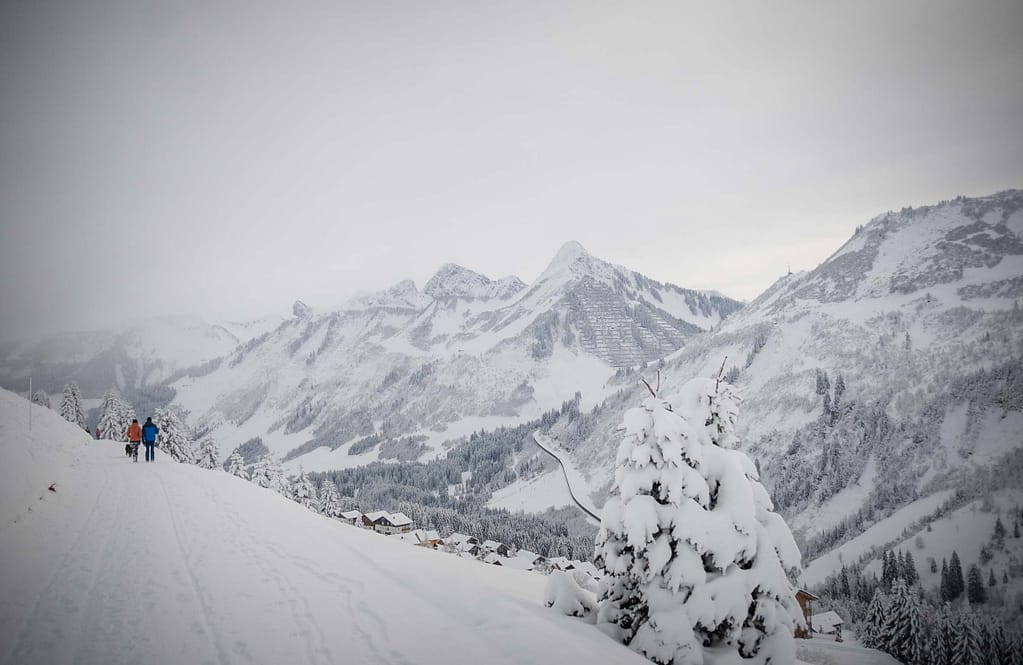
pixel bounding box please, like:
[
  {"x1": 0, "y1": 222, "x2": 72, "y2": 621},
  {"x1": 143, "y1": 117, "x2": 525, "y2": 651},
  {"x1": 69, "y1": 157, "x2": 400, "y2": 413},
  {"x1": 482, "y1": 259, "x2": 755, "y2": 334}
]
[{"x1": 0, "y1": 390, "x2": 648, "y2": 665}]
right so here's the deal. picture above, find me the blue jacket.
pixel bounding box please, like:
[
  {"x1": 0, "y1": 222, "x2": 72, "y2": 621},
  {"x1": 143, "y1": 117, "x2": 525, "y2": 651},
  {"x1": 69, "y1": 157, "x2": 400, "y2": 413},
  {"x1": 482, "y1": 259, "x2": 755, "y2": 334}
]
[{"x1": 141, "y1": 421, "x2": 159, "y2": 443}]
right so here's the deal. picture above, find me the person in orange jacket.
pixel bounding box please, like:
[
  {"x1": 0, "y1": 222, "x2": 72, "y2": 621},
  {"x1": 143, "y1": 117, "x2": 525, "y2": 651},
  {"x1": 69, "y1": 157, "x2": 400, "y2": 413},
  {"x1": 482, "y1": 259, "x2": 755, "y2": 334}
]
[{"x1": 126, "y1": 419, "x2": 143, "y2": 462}]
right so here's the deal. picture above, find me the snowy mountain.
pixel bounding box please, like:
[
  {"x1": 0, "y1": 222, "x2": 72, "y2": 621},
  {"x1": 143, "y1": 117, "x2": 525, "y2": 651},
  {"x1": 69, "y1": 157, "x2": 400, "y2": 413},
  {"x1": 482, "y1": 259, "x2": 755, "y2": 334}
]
[
  {"x1": 527, "y1": 190, "x2": 1023, "y2": 590},
  {"x1": 0, "y1": 313, "x2": 285, "y2": 402},
  {"x1": 168, "y1": 241, "x2": 741, "y2": 469}
]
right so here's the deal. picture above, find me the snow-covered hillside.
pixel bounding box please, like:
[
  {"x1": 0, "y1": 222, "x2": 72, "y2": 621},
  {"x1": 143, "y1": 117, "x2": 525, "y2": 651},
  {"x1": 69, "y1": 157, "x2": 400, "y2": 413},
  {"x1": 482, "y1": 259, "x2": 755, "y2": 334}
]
[
  {"x1": 0, "y1": 313, "x2": 285, "y2": 401},
  {"x1": 525, "y1": 190, "x2": 1023, "y2": 584},
  {"x1": 168, "y1": 241, "x2": 741, "y2": 470},
  {"x1": 0, "y1": 388, "x2": 652, "y2": 665}
]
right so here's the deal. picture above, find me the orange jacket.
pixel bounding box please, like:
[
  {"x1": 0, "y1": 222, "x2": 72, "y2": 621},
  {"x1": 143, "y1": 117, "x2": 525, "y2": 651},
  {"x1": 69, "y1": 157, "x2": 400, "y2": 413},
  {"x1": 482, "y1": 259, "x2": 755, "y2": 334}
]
[{"x1": 127, "y1": 422, "x2": 142, "y2": 442}]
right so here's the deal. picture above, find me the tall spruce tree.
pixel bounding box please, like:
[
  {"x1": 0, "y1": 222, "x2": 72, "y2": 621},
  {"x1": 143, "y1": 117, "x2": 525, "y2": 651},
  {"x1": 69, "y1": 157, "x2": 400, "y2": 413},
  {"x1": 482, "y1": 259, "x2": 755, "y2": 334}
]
[
  {"x1": 318, "y1": 479, "x2": 341, "y2": 518},
  {"x1": 97, "y1": 389, "x2": 136, "y2": 441},
  {"x1": 292, "y1": 467, "x2": 319, "y2": 511},
  {"x1": 881, "y1": 578, "x2": 928, "y2": 665},
  {"x1": 60, "y1": 383, "x2": 88, "y2": 431},
  {"x1": 940, "y1": 559, "x2": 951, "y2": 601},
  {"x1": 226, "y1": 450, "x2": 249, "y2": 479},
  {"x1": 860, "y1": 588, "x2": 888, "y2": 650},
  {"x1": 153, "y1": 407, "x2": 196, "y2": 463},
  {"x1": 966, "y1": 564, "x2": 986, "y2": 604},
  {"x1": 595, "y1": 377, "x2": 802, "y2": 665},
  {"x1": 250, "y1": 455, "x2": 273, "y2": 488},
  {"x1": 195, "y1": 436, "x2": 220, "y2": 470},
  {"x1": 952, "y1": 610, "x2": 985, "y2": 665},
  {"x1": 949, "y1": 551, "x2": 965, "y2": 600}
]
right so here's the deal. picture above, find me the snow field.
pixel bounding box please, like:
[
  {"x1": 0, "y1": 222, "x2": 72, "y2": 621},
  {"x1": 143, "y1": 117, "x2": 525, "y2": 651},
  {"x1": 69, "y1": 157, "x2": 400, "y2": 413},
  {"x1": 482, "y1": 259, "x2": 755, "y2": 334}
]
[{"x1": 0, "y1": 388, "x2": 651, "y2": 665}]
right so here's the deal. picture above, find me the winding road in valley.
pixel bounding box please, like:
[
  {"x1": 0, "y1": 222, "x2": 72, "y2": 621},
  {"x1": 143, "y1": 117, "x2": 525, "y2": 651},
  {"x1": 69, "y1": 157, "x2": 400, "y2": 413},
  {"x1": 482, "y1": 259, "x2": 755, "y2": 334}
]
[{"x1": 531, "y1": 431, "x2": 601, "y2": 523}]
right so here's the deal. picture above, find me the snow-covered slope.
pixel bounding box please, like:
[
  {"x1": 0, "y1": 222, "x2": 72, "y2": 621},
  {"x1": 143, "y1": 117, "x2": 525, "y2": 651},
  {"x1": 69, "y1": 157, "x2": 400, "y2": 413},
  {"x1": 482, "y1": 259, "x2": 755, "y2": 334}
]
[
  {"x1": 532, "y1": 190, "x2": 1023, "y2": 580},
  {"x1": 169, "y1": 242, "x2": 742, "y2": 469},
  {"x1": 0, "y1": 387, "x2": 649, "y2": 665},
  {"x1": 0, "y1": 313, "x2": 285, "y2": 400}
]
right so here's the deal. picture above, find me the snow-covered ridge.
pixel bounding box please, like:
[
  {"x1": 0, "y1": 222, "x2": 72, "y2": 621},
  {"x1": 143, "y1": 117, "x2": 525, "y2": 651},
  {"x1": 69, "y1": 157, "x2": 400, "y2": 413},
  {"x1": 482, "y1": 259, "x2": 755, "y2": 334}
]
[{"x1": 423, "y1": 263, "x2": 526, "y2": 300}]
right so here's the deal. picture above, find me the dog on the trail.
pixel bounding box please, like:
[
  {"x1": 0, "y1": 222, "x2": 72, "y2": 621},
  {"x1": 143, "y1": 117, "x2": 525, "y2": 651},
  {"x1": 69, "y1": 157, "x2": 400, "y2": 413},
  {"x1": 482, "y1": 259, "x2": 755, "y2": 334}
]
[{"x1": 125, "y1": 443, "x2": 132, "y2": 457}]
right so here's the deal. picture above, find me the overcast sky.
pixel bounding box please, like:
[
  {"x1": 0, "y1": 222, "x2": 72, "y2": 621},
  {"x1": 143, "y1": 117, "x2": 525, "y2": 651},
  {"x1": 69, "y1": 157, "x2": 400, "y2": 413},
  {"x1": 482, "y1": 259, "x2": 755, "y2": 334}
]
[{"x1": 1, "y1": 0, "x2": 1021, "y2": 340}]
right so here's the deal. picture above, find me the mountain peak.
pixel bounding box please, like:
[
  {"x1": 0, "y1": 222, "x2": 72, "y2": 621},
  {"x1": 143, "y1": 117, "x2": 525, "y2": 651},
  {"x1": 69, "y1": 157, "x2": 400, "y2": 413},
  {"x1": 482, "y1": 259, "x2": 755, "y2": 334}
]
[
  {"x1": 292, "y1": 300, "x2": 313, "y2": 318},
  {"x1": 424, "y1": 264, "x2": 524, "y2": 300},
  {"x1": 537, "y1": 241, "x2": 612, "y2": 284}
]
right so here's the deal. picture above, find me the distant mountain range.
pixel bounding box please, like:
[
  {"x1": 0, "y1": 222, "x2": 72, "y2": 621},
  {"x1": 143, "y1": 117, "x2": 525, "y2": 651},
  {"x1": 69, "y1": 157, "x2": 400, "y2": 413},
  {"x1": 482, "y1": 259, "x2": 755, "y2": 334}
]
[
  {"x1": 5, "y1": 190, "x2": 1021, "y2": 598},
  {"x1": 168, "y1": 240, "x2": 742, "y2": 468}
]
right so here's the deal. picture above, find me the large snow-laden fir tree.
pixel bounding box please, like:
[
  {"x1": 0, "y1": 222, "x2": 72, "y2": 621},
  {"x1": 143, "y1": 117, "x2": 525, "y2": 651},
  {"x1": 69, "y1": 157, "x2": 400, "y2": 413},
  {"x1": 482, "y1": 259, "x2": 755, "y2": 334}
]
[
  {"x1": 59, "y1": 383, "x2": 88, "y2": 432},
  {"x1": 595, "y1": 375, "x2": 803, "y2": 665},
  {"x1": 195, "y1": 436, "x2": 220, "y2": 470},
  {"x1": 97, "y1": 389, "x2": 136, "y2": 442},
  {"x1": 226, "y1": 450, "x2": 249, "y2": 480},
  {"x1": 292, "y1": 467, "x2": 319, "y2": 512},
  {"x1": 153, "y1": 407, "x2": 196, "y2": 463},
  {"x1": 318, "y1": 479, "x2": 341, "y2": 518}
]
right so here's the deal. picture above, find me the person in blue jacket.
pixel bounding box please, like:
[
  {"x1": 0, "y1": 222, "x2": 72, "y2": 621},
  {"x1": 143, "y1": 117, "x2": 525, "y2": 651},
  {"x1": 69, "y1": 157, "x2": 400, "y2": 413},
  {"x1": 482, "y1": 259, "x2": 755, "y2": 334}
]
[{"x1": 141, "y1": 417, "x2": 159, "y2": 462}]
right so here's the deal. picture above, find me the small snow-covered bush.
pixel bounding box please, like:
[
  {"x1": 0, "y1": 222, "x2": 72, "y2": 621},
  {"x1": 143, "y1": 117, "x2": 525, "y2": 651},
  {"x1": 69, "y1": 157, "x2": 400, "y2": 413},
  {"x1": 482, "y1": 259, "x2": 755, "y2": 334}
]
[{"x1": 545, "y1": 571, "x2": 597, "y2": 622}]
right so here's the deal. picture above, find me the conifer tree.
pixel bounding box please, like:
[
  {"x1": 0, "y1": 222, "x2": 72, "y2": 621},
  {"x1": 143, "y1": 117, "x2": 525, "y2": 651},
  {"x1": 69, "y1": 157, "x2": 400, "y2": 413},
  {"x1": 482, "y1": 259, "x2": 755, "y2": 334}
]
[
  {"x1": 1014, "y1": 520, "x2": 1020, "y2": 539},
  {"x1": 903, "y1": 550, "x2": 918, "y2": 586},
  {"x1": 97, "y1": 389, "x2": 136, "y2": 441},
  {"x1": 949, "y1": 551, "x2": 965, "y2": 600},
  {"x1": 292, "y1": 467, "x2": 319, "y2": 511},
  {"x1": 227, "y1": 450, "x2": 248, "y2": 480},
  {"x1": 881, "y1": 579, "x2": 928, "y2": 665},
  {"x1": 940, "y1": 558, "x2": 951, "y2": 601},
  {"x1": 31, "y1": 389, "x2": 51, "y2": 409},
  {"x1": 153, "y1": 407, "x2": 196, "y2": 463},
  {"x1": 966, "y1": 564, "x2": 986, "y2": 604},
  {"x1": 195, "y1": 436, "x2": 220, "y2": 470},
  {"x1": 994, "y1": 517, "x2": 1007, "y2": 549},
  {"x1": 250, "y1": 455, "x2": 273, "y2": 488},
  {"x1": 860, "y1": 588, "x2": 888, "y2": 650},
  {"x1": 319, "y1": 479, "x2": 341, "y2": 518},
  {"x1": 952, "y1": 610, "x2": 984, "y2": 665},
  {"x1": 595, "y1": 377, "x2": 802, "y2": 665},
  {"x1": 60, "y1": 383, "x2": 88, "y2": 431},
  {"x1": 929, "y1": 602, "x2": 956, "y2": 665}
]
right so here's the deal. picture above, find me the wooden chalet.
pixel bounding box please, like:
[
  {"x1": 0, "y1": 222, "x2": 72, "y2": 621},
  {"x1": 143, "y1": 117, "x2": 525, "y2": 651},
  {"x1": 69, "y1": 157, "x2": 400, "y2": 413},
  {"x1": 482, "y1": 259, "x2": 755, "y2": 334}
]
[{"x1": 794, "y1": 589, "x2": 819, "y2": 638}]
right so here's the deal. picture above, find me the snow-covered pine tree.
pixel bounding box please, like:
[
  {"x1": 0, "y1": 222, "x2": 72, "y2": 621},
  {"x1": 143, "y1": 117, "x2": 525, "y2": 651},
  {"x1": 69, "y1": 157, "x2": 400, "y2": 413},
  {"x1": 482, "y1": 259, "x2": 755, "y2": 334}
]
[
  {"x1": 195, "y1": 436, "x2": 220, "y2": 470},
  {"x1": 153, "y1": 407, "x2": 196, "y2": 463},
  {"x1": 940, "y1": 559, "x2": 951, "y2": 601},
  {"x1": 227, "y1": 450, "x2": 249, "y2": 479},
  {"x1": 31, "y1": 389, "x2": 51, "y2": 409},
  {"x1": 966, "y1": 564, "x2": 986, "y2": 604},
  {"x1": 266, "y1": 457, "x2": 287, "y2": 495},
  {"x1": 292, "y1": 467, "x2": 319, "y2": 511},
  {"x1": 97, "y1": 389, "x2": 136, "y2": 441},
  {"x1": 949, "y1": 551, "x2": 965, "y2": 599},
  {"x1": 929, "y1": 602, "x2": 957, "y2": 665},
  {"x1": 952, "y1": 610, "x2": 985, "y2": 665},
  {"x1": 60, "y1": 383, "x2": 88, "y2": 431},
  {"x1": 903, "y1": 550, "x2": 918, "y2": 586},
  {"x1": 319, "y1": 479, "x2": 341, "y2": 518},
  {"x1": 860, "y1": 588, "x2": 888, "y2": 650},
  {"x1": 881, "y1": 578, "x2": 928, "y2": 665},
  {"x1": 595, "y1": 376, "x2": 802, "y2": 665},
  {"x1": 250, "y1": 455, "x2": 273, "y2": 488}
]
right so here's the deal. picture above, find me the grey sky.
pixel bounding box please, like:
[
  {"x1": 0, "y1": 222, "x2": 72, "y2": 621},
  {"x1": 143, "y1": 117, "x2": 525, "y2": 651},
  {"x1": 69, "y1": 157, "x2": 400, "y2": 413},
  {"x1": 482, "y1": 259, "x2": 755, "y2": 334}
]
[{"x1": 2, "y1": 0, "x2": 1021, "y2": 341}]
